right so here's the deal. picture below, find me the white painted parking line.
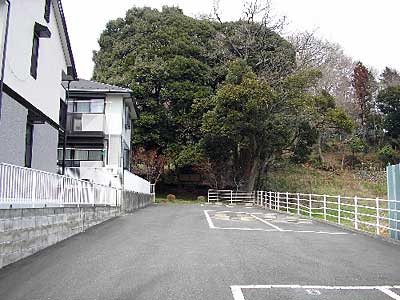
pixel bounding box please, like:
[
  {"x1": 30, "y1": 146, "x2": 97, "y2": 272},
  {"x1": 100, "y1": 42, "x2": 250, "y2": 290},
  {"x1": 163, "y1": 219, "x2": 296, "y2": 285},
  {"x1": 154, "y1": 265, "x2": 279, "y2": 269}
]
[
  {"x1": 290, "y1": 230, "x2": 348, "y2": 235},
  {"x1": 213, "y1": 227, "x2": 277, "y2": 232},
  {"x1": 203, "y1": 210, "x2": 348, "y2": 235},
  {"x1": 230, "y1": 285, "x2": 400, "y2": 300},
  {"x1": 230, "y1": 286, "x2": 246, "y2": 300},
  {"x1": 214, "y1": 211, "x2": 264, "y2": 214},
  {"x1": 214, "y1": 227, "x2": 347, "y2": 235},
  {"x1": 203, "y1": 210, "x2": 216, "y2": 229},
  {"x1": 379, "y1": 288, "x2": 400, "y2": 300},
  {"x1": 250, "y1": 213, "x2": 284, "y2": 231}
]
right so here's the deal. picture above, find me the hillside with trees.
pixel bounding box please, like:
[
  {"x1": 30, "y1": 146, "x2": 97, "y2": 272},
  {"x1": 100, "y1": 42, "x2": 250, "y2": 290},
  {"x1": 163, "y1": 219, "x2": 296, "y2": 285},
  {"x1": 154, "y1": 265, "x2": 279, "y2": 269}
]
[{"x1": 92, "y1": 3, "x2": 400, "y2": 197}]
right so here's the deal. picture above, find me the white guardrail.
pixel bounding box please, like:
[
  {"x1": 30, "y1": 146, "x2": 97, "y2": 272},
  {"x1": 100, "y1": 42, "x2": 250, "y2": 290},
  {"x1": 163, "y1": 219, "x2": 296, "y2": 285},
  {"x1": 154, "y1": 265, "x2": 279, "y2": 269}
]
[
  {"x1": 0, "y1": 163, "x2": 121, "y2": 208},
  {"x1": 208, "y1": 189, "x2": 255, "y2": 203},
  {"x1": 208, "y1": 189, "x2": 400, "y2": 239}
]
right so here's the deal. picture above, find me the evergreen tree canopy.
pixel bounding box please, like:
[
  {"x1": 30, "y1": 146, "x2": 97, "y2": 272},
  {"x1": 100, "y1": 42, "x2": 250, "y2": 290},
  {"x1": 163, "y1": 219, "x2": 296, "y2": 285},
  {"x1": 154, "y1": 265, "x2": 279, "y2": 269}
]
[{"x1": 92, "y1": 6, "x2": 296, "y2": 158}]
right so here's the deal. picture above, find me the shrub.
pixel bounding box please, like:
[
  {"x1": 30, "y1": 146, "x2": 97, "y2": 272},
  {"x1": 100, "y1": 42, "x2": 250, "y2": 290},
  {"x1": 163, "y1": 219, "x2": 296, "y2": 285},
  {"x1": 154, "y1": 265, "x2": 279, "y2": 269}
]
[
  {"x1": 348, "y1": 137, "x2": 367, "y2": 154},
  {"x1": 166, "y1": 194, "x2": 176, "y2": 201},
  {"x1": 378, "y1": 145, "x2": 399, "y2": 166},
  {"x1": 197, "y1": 196, "x2": 206, "y2": 202},
  {"x1": 291, "y1": 122, "x2": 318, "y2": 163}
]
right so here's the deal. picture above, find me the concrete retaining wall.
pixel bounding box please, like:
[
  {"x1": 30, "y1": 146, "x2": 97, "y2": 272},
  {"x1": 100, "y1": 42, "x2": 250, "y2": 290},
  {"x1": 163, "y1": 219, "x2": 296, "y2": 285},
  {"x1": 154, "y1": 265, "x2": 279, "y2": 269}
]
[
  {"x1": 122, "y1": 192, "x2": 153, "y2": 213},
  {"x1": 0, "y1": 191, "x2": 154, "y2": 269},
  {"x1": 0, "y1": 206, "x2": 120, "y2": 269}
]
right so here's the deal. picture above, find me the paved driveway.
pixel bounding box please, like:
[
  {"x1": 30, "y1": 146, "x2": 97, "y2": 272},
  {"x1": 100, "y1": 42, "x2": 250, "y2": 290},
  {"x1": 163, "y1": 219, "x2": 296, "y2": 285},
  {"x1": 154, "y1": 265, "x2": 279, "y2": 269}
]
[{"x1": 0, "y1": 204, "x2": 400, "y2": 300}]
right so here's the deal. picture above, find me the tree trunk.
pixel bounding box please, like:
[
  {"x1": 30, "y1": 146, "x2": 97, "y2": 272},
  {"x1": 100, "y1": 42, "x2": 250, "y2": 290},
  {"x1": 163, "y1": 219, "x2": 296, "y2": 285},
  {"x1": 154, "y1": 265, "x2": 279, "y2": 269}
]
[
  {"x1": 245, "y1": 158, "x2": 260, "y2": 191},
  {"x1": 317, "y1": 134, "x2": 324, "y2": 164},
  {"x1": 341, "y1": 153, "x2": 345, "y2": 171}
]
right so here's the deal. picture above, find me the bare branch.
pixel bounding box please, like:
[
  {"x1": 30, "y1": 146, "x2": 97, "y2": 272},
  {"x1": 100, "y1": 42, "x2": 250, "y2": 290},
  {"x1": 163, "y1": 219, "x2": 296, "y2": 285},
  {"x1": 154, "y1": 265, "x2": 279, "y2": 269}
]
[{"x1": 212, "y1": 0, "x2": 223, "y2": 24}]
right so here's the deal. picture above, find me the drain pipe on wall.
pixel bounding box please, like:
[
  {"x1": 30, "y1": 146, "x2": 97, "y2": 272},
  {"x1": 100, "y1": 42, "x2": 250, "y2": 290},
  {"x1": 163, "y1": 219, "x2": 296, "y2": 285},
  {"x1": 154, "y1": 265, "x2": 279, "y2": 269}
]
[
  {"x1": 0, "y1": 0, "x2": 11, "y2": 122},
  {"x1": 61, "y1": 80, "x2": 71, "y2": 175}
]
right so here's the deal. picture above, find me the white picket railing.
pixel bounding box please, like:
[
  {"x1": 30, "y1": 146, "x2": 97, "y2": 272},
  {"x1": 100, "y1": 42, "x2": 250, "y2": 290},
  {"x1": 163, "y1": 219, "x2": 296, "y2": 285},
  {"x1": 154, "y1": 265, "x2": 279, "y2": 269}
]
[
  {"x1": 208, "y1": 189, "x2": 400, "y2": 239},
  {"x1": 208, "y1": 189, "x2": 255, "y2": 204},
  {"x1": 0, "y1": 163, "x2": 121, "y2": 208}
]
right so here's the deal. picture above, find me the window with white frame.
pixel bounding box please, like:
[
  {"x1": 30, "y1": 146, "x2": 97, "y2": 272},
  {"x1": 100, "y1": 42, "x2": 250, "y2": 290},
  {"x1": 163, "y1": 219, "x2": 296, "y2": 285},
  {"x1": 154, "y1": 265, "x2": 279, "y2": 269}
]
[
  {"x1": 68, "y1": 99, "x2": 105, "y2": 114},
  {"x1": 57, "y1": 148, "x2": 106, "y2": 167}
]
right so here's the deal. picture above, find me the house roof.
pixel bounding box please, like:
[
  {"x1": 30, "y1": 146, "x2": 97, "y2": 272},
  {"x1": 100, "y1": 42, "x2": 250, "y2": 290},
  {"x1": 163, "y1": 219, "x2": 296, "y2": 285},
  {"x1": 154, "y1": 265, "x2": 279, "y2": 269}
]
[
  {"x1": 65, "y1": 79, "x2": 132, "y2": 93},
  {"x1": 55, "y1": 0, "x2": 77, "y2": 79},
  {"x1": 64, "y1": 79, "x2": 138, "y2": 119}
]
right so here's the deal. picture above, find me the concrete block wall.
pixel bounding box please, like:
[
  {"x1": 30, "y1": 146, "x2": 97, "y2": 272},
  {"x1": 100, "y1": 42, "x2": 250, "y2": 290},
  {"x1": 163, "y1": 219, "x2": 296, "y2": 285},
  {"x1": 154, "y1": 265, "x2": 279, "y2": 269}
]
[
  {"x1": 0, "y1": 206, "x2": 120, "y2": 269},
  {"x1": 122, "y1": 192, "x2": 153, "y2": 213}
]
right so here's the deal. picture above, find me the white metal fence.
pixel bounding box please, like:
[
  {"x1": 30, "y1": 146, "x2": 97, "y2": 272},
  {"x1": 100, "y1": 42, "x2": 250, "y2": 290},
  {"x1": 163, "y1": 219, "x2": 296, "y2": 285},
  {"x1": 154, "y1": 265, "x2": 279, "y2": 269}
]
[
  {"x1": 208, "y1": 189, "x2": 255, "y2": 203},
  {"x1": 150, "y1": 183, "x2": 156, "y2": 202},
  {"x1": 208, "y1": 189, "x2": 400, "y2": 239},
  {"x1": 0, "y1": 163, "x2": 121, "y2": 208}
]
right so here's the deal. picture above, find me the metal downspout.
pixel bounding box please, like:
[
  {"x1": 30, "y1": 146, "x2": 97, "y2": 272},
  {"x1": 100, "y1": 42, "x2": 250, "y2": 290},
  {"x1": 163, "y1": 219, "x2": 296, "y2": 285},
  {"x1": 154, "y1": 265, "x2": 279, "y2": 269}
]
[{"x1": 61, "y1": 80, "x2": 71, "y2": 175}]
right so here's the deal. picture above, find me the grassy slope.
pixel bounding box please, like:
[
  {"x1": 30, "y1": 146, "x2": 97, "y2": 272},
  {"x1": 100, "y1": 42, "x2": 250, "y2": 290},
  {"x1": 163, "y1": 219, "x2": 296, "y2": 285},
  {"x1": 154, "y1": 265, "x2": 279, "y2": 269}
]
[
  {"x1": 264, "y1": 164, "x2": 387, "y2": 199},
  {"x1": 264, "y1": 163, "x2": 389, "y2": 236}
]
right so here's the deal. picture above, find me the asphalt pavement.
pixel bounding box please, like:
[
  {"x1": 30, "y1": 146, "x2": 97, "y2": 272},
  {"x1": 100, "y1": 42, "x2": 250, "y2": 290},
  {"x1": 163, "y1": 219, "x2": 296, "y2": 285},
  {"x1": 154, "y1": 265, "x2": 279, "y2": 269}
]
[{"x1": 1, "y1": 203, "x2": 400, "y2": 300}]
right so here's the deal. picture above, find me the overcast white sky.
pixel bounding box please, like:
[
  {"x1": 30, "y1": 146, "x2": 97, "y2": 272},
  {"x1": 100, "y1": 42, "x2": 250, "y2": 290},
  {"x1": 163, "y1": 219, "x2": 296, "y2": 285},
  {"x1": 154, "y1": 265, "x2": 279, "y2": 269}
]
[{"x1": 62, "y1": 0, "x2": 400, "y2": 79}]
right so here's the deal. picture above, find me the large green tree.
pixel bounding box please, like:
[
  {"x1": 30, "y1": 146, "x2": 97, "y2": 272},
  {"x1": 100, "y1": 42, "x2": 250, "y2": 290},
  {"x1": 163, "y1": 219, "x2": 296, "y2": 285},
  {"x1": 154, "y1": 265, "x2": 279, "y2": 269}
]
[
  {"x1": 380, "y1": 67, "x2": 400, "y2": 89},
  {"x1": 377, "y1": 86, "x2": 400, "y2": 145},
  {"x1": 93, "y1": 7, "x2": 217, "y2": 155},
  {"x1": 306, "y1": 91, "x2": 353, "y2": 163},
  {"x1": 92, "y1": 6, "x2": 295, "y2": 166},
  {"x1": 92, "y1": 6, "x2": 355, "y2": 190},
  {"x1": 200, "y1": 60, "x2": 324, "y2": 190}
]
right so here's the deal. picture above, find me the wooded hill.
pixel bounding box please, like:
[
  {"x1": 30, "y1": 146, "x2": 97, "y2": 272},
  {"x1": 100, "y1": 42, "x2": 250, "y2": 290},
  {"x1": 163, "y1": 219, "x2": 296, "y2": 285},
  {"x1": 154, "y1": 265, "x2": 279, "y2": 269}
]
[{"x1": 92, "y1": 5, "x2": 400, "y2": 192}]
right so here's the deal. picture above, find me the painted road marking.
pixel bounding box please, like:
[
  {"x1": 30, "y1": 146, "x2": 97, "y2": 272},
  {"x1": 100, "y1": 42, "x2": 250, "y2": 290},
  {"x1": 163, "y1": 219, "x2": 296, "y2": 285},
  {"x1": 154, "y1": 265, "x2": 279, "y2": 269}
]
[
  {"x1": 250, "y1": 213, "x2": 284, "y2": 231},
  {"x1": 231, "y1": 286, "x2": 246, "y2": 300},
  {"x1": 212, "y1": 210, "x2": 313, "y2": 224},
  {"x1": 213, "y1": 227, "x2": 277, "y2": 232},
  {"x1": 379, "y1": 288, "x2": 400, "y2": 300},
  {"x1": 306, "y1": 289, "x2": 321, "y2": 295},
  {"x1": 204, "y1": 210, "x2": 216, "y2": 229},
  {"x1": 231, "y1": 285, "x2": 400, "y2": 300},
  {"x1": 204, "y1": 210, "x2": 348, "y2": 235}
]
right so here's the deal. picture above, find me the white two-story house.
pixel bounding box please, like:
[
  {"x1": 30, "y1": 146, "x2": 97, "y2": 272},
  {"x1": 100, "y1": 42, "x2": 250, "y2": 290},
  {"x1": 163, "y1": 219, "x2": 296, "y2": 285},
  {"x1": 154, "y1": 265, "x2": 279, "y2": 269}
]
[
  {"x1": 0, "y1": 0, "x2": 77, "y2": 173},
  {"x1": 58, "y1": 79, "x2": 149, "y2": 192}
]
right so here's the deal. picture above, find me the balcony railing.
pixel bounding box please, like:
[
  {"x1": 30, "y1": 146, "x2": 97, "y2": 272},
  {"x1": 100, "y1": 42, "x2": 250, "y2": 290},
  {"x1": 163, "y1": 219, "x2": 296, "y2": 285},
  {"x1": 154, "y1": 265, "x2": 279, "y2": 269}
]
[
  {"x1": 0, "y1": 163, "x2": 121, "y2": 208},
  {"x1": 67, "y1": 113, "x2": 107, "y2": 133}
]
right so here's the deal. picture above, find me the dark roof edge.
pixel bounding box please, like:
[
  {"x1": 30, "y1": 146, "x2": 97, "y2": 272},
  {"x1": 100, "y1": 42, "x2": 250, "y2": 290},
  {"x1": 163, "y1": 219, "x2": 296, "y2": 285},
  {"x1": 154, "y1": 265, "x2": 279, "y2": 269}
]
[
  {"x1": 68, "y1": 89, "x2": 132, "y2": 94},
  {"x1": 57, "y1": 0, "x2": 78, "y2": 79},
  {"x1": 64, "y1": 78, "x2": 133, "y2": 93}
]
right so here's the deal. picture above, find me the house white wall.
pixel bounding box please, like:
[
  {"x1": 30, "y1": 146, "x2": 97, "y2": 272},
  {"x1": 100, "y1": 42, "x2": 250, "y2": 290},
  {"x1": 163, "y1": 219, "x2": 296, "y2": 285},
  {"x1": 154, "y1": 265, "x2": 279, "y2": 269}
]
[
  {"x1": 107, "y1": 135, "x2": 121, "y2": 168},
  {"x1": 122, "y1": 100, "x2": 132, "y2": 150},
  {"x1": 3, "y1": 0, "x2": 69, "y2": 124},
  {"x1": 104, "y1": 94, "x2": 133, "y2": 168},
  {"x1": 105, "y1": 94, "x2": 123, "y2": 169},
  {"x1": 105, "y1": 94, "x2": 123, "y2": 136},
  {"x1": 123, "y1": 170, "x2": 150, "y2": 194}
]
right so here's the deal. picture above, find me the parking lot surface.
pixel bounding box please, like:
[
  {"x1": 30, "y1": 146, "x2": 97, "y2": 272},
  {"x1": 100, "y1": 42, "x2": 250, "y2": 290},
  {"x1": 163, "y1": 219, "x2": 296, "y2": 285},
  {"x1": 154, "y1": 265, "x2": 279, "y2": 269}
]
[{"x1": 0, "y1": 203, "x2": 400, "y2": 300}]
